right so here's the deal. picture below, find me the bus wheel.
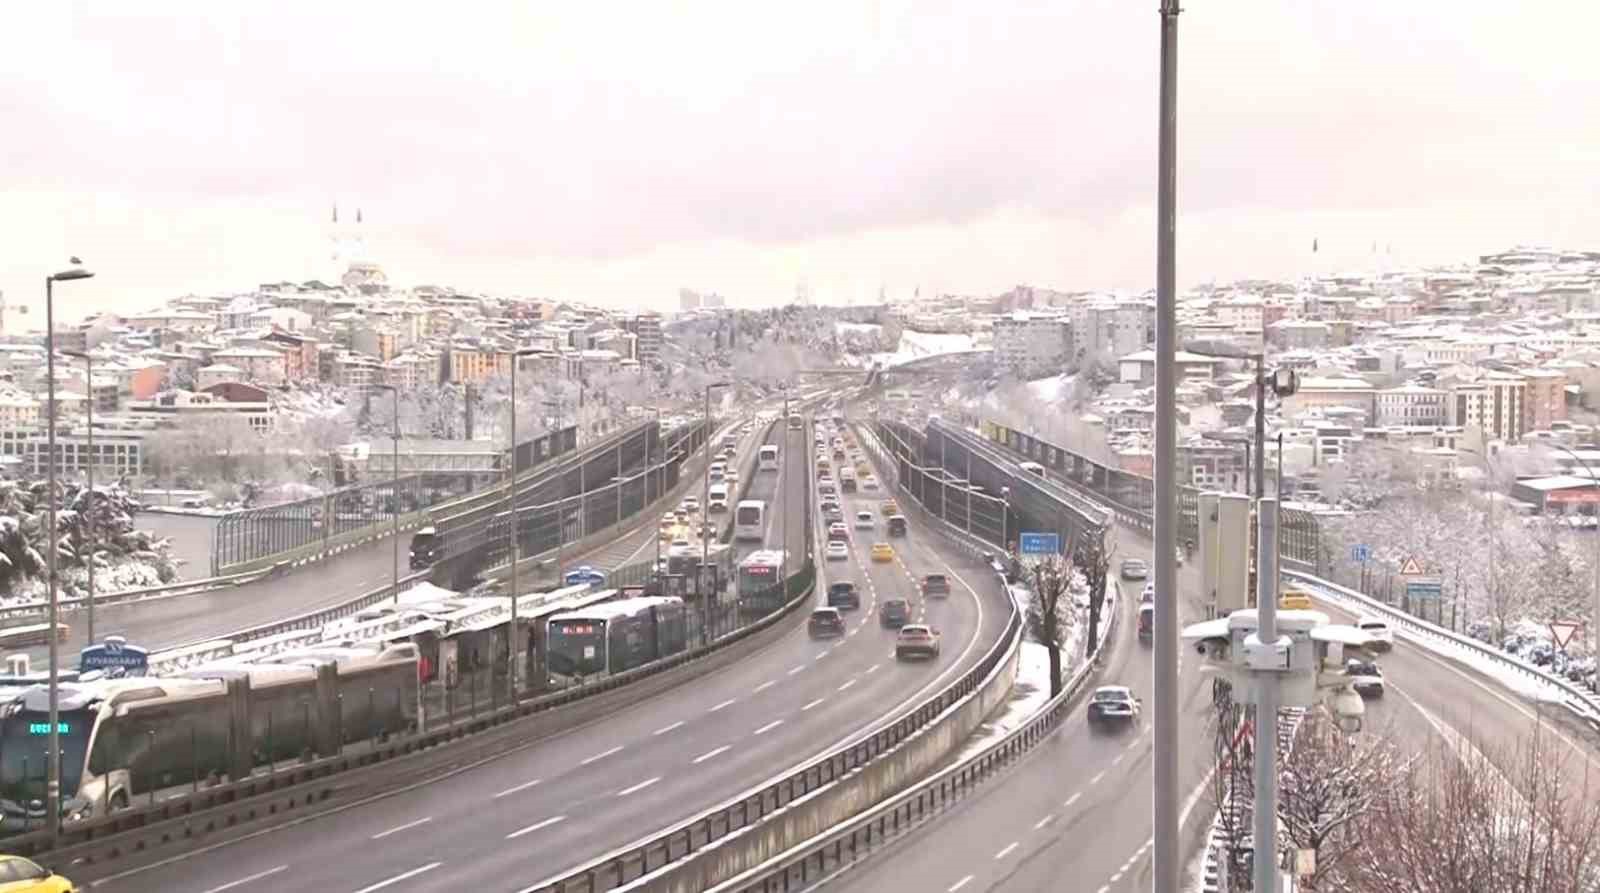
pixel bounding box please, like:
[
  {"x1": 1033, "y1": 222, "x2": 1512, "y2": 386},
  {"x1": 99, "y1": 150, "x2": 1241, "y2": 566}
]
[{"x1": 110, "y1": 791, "x2": 128, "y2": 812}]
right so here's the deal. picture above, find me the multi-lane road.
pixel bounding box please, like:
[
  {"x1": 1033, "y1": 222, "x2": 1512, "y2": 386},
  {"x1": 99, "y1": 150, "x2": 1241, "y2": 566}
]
[
  {"x1": 823, "y1": 522, "x2": 1216, "y2": 893},
  {"x1": 87, "y1": 418, "x2": 1016, "y2": 892},
  {"x1": 138, "y1": 512, "x2": 216, "y2": 578}
]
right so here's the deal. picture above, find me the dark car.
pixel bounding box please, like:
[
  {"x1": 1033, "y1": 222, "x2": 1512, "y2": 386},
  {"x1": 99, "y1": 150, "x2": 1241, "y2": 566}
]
[
  {"x1": 1087, "y1": 685, "x2": 1141, "y2": 729},
  {"x1": 1345, "y1": 659, "x2": 1384, "y2": 698},
  {"x1": 887, "y1": 515, "x2": 908, "y2": 538},
  {"x1": 921, "y1": 574, "x2": 950, "y2": 598},
  {"x1": 828, "y1": 581, "x2": 861, "y2": 611},
  {"x1": 879, "y1": 597, "x2": 911, "y2": 628},
  {"x1": 808, "y1": 607, "x2": 846, "y2": 639},
  {"x1": 823, "y1": 504, "x2": 844, "y2": 524}
]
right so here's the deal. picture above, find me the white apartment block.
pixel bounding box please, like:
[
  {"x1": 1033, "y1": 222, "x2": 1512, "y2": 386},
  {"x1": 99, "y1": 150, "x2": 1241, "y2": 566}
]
[
  {"x1": 1448, "y1": 373, "x2": 1527, "y2": 443},
  {"x1": 1071, "y1": 300, "x2": 1153, "y2": 362},
  {"x1": 992, "y1": 313, "x2": 1070, "y2": 378},
  {"x1": 1375, "y1": 384, "x2": 1448, "y2": 426}
]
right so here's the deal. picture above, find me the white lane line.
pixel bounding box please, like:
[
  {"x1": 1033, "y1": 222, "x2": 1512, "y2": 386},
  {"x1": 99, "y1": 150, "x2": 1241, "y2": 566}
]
[
  {"x1": 994, "y1": 842, "x2": 1019, "y2": 860},
  {"x1": 1034, "y1": 813, "x2": 1055, "y2": 830},
  {"x1": 1111, "y1": 753, "x2": 1124, "y2": 767},
  {"x1": 693, "y1": 745, "x2": 732, "y2": 764},
  {"x1": 803, "y1": 698, "x2": 825, "y2": 711},
  {"x1": 754, "y1": 719, "x2": 785, "y2": 736},
  {"x1": 754, "y1": 680, "x2": 776, "y2": 693},
  {"x1": 506, "y1": 815, "x2": 567, "y2": 839},
  {"x1": 788, "y1": 666, "x2": 805, "y2": 676},
  {"x1": 1064, "y1": 792, "x2": 1082, "y2": 808},
  {"x1": 948, "y1": 876, "x2": 974, "y2": 892},
  {"x1": 370, "y1": 816, "x2": 432, "y2": 839},
  {"x1": 653, "y1": 721, "x2": 685, "y2": 736},
  {"x1": 838, "y1": 678, "x2": 857, "y2": 692},
  {"x1": 709, "y1": 699, "x2": 737, "y2": 713},
  {"x1": 493, "y1": 778, "x2": 542, "y2": 799},
  {"x1": 350, "y1": 861, "x2": 443, "y2": 893},
  {"x1": 199, "y1": 865, "x2": 288, "y2": 893},
  {"x1": 814, "y1": 652, "x2": 828, "y2": 662},
  {"x1": 866, "y1": 663, "x2": 881, "y2": 674},
  {"x1": 617, "y1": 776, "x2": 662, "y2": 797},
  {"x1": 581, "y1": 745, "x2": 624, "y2": 765},
  {"x1": 1090, "y1": 770, "x2": 1105, "y2": 785}
]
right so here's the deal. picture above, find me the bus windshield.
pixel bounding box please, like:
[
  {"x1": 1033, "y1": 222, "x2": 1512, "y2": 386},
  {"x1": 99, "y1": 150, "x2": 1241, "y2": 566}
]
[
  {"x1": 0, "y1": 710, "x2": 94, "y2": 801},
  {"x1": 736, "y1": 504, "x2": 761, "y2": 526},
  {"x1": 547, "y1": 620, "x2": 607, "y2": 677}
]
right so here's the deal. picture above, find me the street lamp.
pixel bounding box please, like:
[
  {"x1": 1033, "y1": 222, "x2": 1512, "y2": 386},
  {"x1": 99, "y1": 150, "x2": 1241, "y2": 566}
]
[
  {"x1": 504, "y1": 349, "x2": 542, "y2": 694},
  {"x1": 369, "y1": 385, "x2": 402, "y2": 604},
  {"x1": 544, "y1": 396, "x2": 566, "y2": 584},
  {"x1": 44, "y1": 258, "x2": 93, "y2": 847},
  {"x1": 1184, "y1": 339, "x2": 1300, "y2": 500},
  {"x1": 648, "y1": 406, "x2": 664, "y2": 579},
  {"x1": 61, "y1": 350, "x2": 97, "y2": 646},
  {"x1": 702, "y1": 382, "x2": 730, "y2": 641}
]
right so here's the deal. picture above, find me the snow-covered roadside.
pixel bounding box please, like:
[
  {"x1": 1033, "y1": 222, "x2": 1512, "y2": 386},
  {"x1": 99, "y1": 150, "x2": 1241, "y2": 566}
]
[{"x1": 951, "y1": 603, "x2": 1092, "y2": 763}]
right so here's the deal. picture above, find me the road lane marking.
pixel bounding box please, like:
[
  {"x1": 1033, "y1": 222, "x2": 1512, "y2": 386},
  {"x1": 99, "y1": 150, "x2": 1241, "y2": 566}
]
[
  {"x1": 948, "y1": 876, "x2": 974, "y2": 892},
  {"x1": 371, "y1": 816, "x2": 432, "y2": 839},
  {"x1": 351, "y1": 862, "x2": 443, "y2": 893},
  {"x1": 653, "y1": 721, "x2": 685, "y2": 736},
  {"x1": 866, "y1": 663, "x2": 881, "y2": 674},
  {"x1": 1064, "y1": 792, "x2": 1082, "y2": 808},
  {"x1": 693, "y1": 745, "x2": 732, "y2": 764},
  {"x1": 506, "y1": 815, "x2": 567, "y2": 839},
  {"x1": 788, "y1": 666, "x2": 805, "y2": 675},
  {"x1": 617, "y1": 776, "x2": 661, "y2": 797},
  {"x1": 493, "y1": 778, "x2": 542, "y2": 799},
  {"x1": 581, "y1": 745, "x2": 624, "y2": 765},
  {"x1": 1090, "y1": 770, "x2": 1105, "y2": 785},
  {"x1": 1034, "y1": 813, "x2": 1055, "y2": 829},
  {"x1": 1111, "y1": 753, "x2": 1124, "y2": 767},
  {"x1": 803, "y1": 698, "x2": 825, "y2": 711},
  {"x1": 199, "y1": 866, "x2": 288, "y2": 893},
  {"x1": 814, "y1": 651, "x2": 828, "y2": 661},
  {"x1": 709, "y1": 699, "x2": 737, "y2": 713},
  {"x1": 994, "y1": 842, "x2": 1019, "y2": 860},
  {"x1": 754, "y1": 719, "x2": 785, "y2": 736},
  {"x1": 838, "y1": 678, "x2": 858, "y2": 692},
  {"x1": 754, "y1": 680, "x2": 776, "y2": 693}
]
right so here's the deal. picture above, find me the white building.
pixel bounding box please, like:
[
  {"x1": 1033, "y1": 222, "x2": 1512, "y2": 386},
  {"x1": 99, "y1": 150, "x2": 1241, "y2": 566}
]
[{"x1": 1375, "y1": 384, "x2": 1448, "y2": 426}]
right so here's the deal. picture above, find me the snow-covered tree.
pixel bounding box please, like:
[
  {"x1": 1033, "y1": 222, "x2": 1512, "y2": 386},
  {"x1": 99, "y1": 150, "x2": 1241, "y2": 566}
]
[
  {"x1": 1023, "y1": 554, "x2": 1076, "y2": 696},
  {"x1": 1277, "y1": 713, "x2": 1403, "y2": 889}
]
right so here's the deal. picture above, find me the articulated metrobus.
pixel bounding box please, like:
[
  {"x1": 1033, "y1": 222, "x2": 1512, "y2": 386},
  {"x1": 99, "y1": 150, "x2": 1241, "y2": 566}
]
[
  {"x1": 787, "y1": 412, "x2": 805, "y2": 431},
  {"x1": 738, "y1": 550, "x2": 787, "y2": 615},
  {"x1": 545, "y1": 596, "x2": 688, "y2": 687},
  {"x1": 734, "y1": 499, "x2": 767, "y2": 542}
]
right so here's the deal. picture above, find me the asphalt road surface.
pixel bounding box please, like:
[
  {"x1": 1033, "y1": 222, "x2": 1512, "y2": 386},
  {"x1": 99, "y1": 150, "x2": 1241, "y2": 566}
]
[
  {"x1": 138, "y1": 512, "x2": 217, "y2": 579},
  {"x1": 86, "y1": 420, "x2": 1015, "y2": 893},
  {"x1": 822, "y1": 523, "x2": 1218, "y2": 893}
]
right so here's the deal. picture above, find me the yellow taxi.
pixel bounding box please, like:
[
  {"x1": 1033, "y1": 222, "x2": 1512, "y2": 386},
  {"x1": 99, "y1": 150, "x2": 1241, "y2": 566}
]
[
  {"x1": 0, "y1": 855, "x2": 75, "y2": 891},
  {"x1": 880, "y1": 499, "x2": 899, "y2": 517},
  {"x1": 659, "y1": 515, "x2": 678, "y2": 541},
  {"x1": 1279, "y1": 589, "x2": 1313, "y2": 611},
  {"x1": 870, "y1": 542, "x2": 895, "y2": 563}
]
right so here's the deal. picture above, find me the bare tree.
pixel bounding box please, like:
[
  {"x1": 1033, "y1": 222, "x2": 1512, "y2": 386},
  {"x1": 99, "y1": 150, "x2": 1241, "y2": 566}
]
[
  {"x1": 1073, "y1": 531, "x2": 1112, "y2": 658},
  {"x1": 1357, "y1": 725, "x2": 1600, "y2": 892},
  {"x1": 1023, "y1": 554, "x2": 1076, "y2": 697},
  {"x1": 1208, "y1": 681, "x2": 1253, "y2": 892},
  {"x1": 1277, "y1": 713, "x2": 1401, "y2": 890}
]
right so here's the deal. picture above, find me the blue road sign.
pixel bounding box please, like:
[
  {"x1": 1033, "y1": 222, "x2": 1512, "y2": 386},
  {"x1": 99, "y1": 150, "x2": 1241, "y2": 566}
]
[
  {"x1": 1405, "y1": 579, "x2": 1442, "y2": 602},
  {"x1": 1352, "y1": 544, "x2": 1371, "y2": 563},
  {"x1": 79, "y1": 636, "x2": 149, "y2": 677},
  {"x1": 1019, "y1": 531, "x2": 1060, "y2": 555}
]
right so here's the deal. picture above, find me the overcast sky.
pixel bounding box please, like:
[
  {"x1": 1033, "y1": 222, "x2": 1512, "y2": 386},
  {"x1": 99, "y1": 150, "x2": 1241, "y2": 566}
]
[{"x1": 3, "y1": 0, "x2": 1597, "y2": 323}]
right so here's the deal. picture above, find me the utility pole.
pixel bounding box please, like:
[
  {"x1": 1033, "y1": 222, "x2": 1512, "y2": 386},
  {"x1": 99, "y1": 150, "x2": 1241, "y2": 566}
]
[{"x1": 1152, "y1": 2, "x2": 1183, "y2": 890}]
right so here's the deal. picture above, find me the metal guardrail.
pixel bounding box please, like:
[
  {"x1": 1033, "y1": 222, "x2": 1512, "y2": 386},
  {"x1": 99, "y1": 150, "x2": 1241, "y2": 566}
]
[
  {"x1": 0, "y1": 567, "x2": 273, "y2": 625},
  {"x1": 1285, "y1": 570, "x2": 1600, "y2": 729},
  {"x1": 709, "y1": 538, "x2": 1123, "y2": 892}
]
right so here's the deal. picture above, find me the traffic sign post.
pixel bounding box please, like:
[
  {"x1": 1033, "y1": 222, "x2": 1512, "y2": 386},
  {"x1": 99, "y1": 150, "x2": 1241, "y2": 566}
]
[
  {"x1": 1550, "y1": 620, "x2": 1583, "y2": 651},
  {"x1": 1019, "y1": 531, "x2": 1060, "y2": 556},
  {"x1": 1351, "y1": 544, "x2": 1371, "y2": 563},
  {"x1": 1398, "y1": 556, "x2": 1424, "y2": 576}
]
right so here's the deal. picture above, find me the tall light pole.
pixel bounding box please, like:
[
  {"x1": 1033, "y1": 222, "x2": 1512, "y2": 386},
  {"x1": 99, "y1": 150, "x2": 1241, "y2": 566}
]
[
  {"x1": 650, "y1": 406, "x2": 663, "y2": 578},
  {"x1": 702, "y1": 382, "x2": 730, "y2": 641},
  {"x1": 371, "y1": 384, "x2": 402, "y2": 604},
  {"x1": 44, "y1": 258, "x2": 94, "y2": 847},
  {"x1": 1151, "y1": 3, "x2": 1182, "y2": 890},
  {"x1": 782, "y1": 397, "x2": 791, "y2": 577},
  {"x1": 62, "y1": 350, "x2": 97, "y2": 646},
  {"x1": 544, "y1": 396, "x2": 565, "y2": 587},
  {"x1": 505, "y1": 349, "x2": 539, "y2": 693}
]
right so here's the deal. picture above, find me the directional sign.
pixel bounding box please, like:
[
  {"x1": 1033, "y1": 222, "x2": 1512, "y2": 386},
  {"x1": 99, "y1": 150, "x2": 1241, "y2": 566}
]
[
  {"x1": 1019, "y1": 531, "x2": 1060, "y2": 556},
  {"x1": 1398, "y1": 556, "x2": 1424, "y2": 575},
  {"x1": 1351, "y1": 544, "x2": 1371, "y2": 563},
  {"x1": 79, "y1": 636, "x2": 149, "y2": 677},
  {"x1": 1405, "y1": 578, "x2": 1442, "y2": 602},
  {"x1": 1550, "y1": 621, "x2": 1583, "y2": 651}
]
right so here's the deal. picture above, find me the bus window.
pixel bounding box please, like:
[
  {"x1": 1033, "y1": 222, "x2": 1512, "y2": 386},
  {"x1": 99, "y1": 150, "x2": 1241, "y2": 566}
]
[
  {"x1": 788, "y1": 413, "x2": 804, "y2": 430},
  {"x1": 758, "y1": 445, "x2": 780, "y2": 472},
  {"x1": 734, "y1": 500, "x2": 767, "y2": 542}
]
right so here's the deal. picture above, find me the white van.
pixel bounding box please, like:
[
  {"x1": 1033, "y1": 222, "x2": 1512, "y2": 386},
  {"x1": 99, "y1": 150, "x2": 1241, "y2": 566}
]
[{"x1": 708, "y1": 482, "x2": 730, "y2": 512}]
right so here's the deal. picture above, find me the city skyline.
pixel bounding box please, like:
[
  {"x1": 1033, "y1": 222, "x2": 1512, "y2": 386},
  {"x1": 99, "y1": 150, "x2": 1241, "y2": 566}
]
[{"x1": 4, "y1": 0, "x2": 1597, "y2": 323}]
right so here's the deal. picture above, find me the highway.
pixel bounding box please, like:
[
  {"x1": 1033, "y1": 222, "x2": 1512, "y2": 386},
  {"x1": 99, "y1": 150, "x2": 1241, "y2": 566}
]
[
  {"x1": 87, "y1": 418, "x2": 1016, "y2": 893},
  {"x1": 821, "y1": 523, "x2": 1218, "y2": 893},
  {"x1": 138, "y1": 512, "x2": 216, "y2": 579}
]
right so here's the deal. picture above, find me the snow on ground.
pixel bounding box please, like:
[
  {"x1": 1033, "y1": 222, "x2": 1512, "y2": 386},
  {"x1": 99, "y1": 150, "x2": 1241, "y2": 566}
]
[
  {"x1": 834, "y1": 322, "x2": 883, "y2": 336},
  {"x1": 868, "y1": 329, "x2": 982, "y2": 369},
  {"x1": 1026, "y1": 373, "x2": 1076, "y2": 404},
  {"x1": 952, "y1": 603, "x2": 1093, "y2": 763}
]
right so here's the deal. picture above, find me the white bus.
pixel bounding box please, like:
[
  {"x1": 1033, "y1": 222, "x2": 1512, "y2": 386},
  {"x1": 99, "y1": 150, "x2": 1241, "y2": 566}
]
[
  {"x1": 758, "y1": 445, "x2": 780, "y2": 472},
  {"x1": 734, "y1": 499, "x2": 767, "y2": 542},
  {"x1": 1019, "y1": 461, "x2": 1046, "y2": 478},
  {"x1": 787, "y1": 412, "x2": 804, "y2": 430}
]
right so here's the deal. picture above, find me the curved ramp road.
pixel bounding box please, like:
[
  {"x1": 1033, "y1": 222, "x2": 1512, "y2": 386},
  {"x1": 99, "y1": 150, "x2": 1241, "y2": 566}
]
[
  {"x1": 824, "y1": 524, "x2": 1218, "y2": 893},
  {"x1": 90, "y1": 425, "x2": 1014, "y2": 893},
  {"x1": 138, "y1": 512, "x2": 217, "y2": 579}
]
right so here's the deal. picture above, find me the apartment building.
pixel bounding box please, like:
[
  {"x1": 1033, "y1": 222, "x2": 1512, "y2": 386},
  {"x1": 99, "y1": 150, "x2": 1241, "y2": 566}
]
[
  {"x1": 1520, "y1": 367, "x2": 1568, "y2": 433},
  {"x1": 1283, "y1": 377, "x2": 1378, "y2": 425},
  {"x1": 992, "y1": 313, "x2": 1071, "y2": 378},
  {"x1": 1375, "y1": 384, "x2": 1448, "y2": 426},
  {"x1": 446, "y1": 343, "x2": 512, "y2": 384},
  {"x1": 622, "y1": 312, "x2": 664, "y2": 366},
  {"x1": 1071, "y1": 300, "x2": 1153, "y2": 361},
  {"x1": 1447, "y1": 372, "x2": 1528, "y2": 443}
]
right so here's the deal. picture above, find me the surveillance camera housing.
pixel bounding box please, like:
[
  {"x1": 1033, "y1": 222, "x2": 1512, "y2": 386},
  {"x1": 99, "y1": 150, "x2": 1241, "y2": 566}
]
[
  {"x1": 1181, "y1": 617, "x2": 1234, "y2": 667},
  {"x1": 1328, "y1": 684, "x2": 1365, "y2": 734}
]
